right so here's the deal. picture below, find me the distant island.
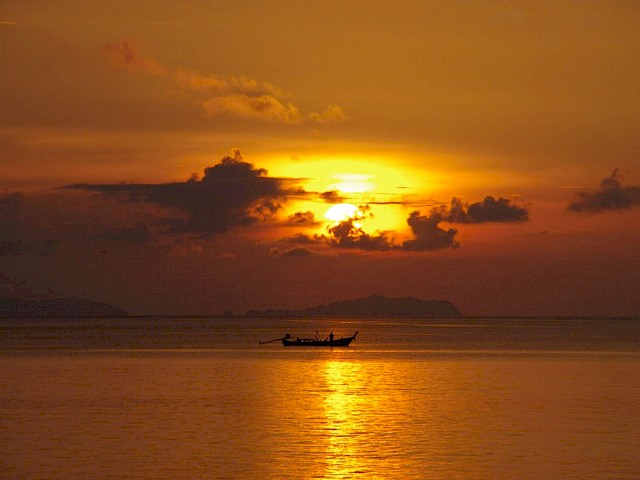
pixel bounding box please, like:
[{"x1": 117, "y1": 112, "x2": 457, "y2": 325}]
[
  {"x1": 0, "y1": 297, "x2": 128, "y2": 318},
  {"x1": 246, "y1": 295, "x2": 461, "y2": 318}
]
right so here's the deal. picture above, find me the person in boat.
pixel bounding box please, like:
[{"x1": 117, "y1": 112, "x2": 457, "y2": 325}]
[{"x1": 329, "y1": 332, "x2": 334, "y2": 342}]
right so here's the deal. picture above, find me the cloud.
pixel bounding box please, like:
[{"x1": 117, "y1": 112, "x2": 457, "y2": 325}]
[
  {"x1": 568, "y1": 170, "x2": 640, "y2": 213},
  {"x1": 318, "y1": 205, "x2": 394, "y2": 251},
  {"x1": 173, "y1": 68, "x2": 284, "y2": 97},
  {"x1": 309, "y1": 104, "x2": 349, "y2": 124},
  {"x1": 317, "y1": 204, "x2": 459, "y2": 252},
  {"x1": 64, "y1": 150, "x2": 289, "y2": 236},
  {"x1": 443, "y1": 196, "x2": 529, "y2": 223},
  {"x1": 103, "y1": 40, "x2": 345, "y2": 125},
  {"x1": 320, "y1": 190, "x2": 345, "y2": 203},
  {"x1": 201, "y1": 94, "x2": 302, "y2": 124},
  {"x1": 325, "y1": 217, "x2": 395, "y2": 251},
  {"x1": 285, "y1": 211, "x2": 320, "y2": 226},
  {"x1": 282, "y1": 193, "x2": 527, "y2": 254},
  {"x1": 320, "y1": 209, "x2": 460, "y2": 252},
  {"x1": 402, "y1": 211, "x2": 460, "y2": 251}
]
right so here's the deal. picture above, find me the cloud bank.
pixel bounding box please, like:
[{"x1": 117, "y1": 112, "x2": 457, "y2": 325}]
[
  {"x1": 569, "y1": 170, "x2": 640, "y2": 213},
  {"x1": 52, "y1": 152, "x2": 531, "y2": 255},
  {"x1": 316, "y1": 206, "x2": 459, "y2": 252},
  {"x1": 313, "y1": 194, "x2": 528, "y2": 252},
  {"x1": 65, "y1": 150, "x2": 289, "y2": 236},
  {"x1": 443, "y1": 196, "x2": 529, "y2": 223}
]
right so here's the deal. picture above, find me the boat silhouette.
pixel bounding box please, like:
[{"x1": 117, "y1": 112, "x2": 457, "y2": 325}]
[{"x1": 260, "y1": 331, "x2": 358, "y2": 347}]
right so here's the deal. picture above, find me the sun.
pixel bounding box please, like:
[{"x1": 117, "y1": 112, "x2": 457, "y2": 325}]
[
  {"x1": 324, "y1": 203, "x2": 360, "y2": 223},
  {"x1": 265, "y1": 153, "x2": 431, "y2": 233}
]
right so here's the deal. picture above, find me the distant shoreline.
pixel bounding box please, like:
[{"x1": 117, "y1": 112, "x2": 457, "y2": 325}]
[
  {"x1": 2, "y1": 294, "x2": 638, "y2": 320},
  {"x1": 0, "y1": 296, "x2": 128, "y2": 318}
]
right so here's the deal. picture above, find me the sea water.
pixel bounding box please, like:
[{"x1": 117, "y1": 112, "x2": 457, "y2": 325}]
[{"x1": 1, "y1": 316, "x2": 639, "y2": 479}]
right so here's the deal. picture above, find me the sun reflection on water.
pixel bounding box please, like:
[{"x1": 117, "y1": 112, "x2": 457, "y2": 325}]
[{"x1": 322, "y1": 360, "x2": 367, "y2": 478}]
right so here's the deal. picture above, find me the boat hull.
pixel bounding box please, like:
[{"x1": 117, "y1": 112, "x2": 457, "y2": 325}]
[{"x1": 282, "y1": 332, "x2": 357, "y2": 347}]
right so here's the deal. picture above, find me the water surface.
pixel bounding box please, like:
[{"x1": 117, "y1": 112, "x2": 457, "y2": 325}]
[{"x1": 1, "y1": 317, "x2": 639, "y2": 479}]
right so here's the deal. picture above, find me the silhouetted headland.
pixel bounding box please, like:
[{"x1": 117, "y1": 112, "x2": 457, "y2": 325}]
[
  {"x1": 0, "y1": 296, "x2": 128, "y2": 318},
  {"x1": 247, "y1": 295, "x2": 461, "y2": 318}
]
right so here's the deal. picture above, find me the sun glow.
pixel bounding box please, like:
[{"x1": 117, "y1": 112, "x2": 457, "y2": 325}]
[
  {"x1": 324, "y1": 203, "x2": 360, "y2": 223},
  {"x1": 267, "y1": 155, "x2": 419, "y2": 196},
  {"x1": 265, "y1": 153, "x2": 431, "y2": 233},
  {"x1": 328, "y1": 174, "x2": 374, "y2": 194}
]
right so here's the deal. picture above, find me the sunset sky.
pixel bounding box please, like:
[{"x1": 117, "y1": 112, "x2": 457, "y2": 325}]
[{"x1": 2, "y1": 1, "x2": 640, "y2": 316}]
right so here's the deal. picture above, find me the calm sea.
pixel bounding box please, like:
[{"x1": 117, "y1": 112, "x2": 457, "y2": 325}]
[{"x1": 1, "y1": 316, "x2": 639, "y2": 479}]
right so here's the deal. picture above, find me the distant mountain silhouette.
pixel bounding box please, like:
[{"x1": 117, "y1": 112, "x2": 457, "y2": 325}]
[
  {"x1": 247, "y1": 295, "x2": 461, "y2": 318},
  {"x1": 0, "y1": 297, "x2": 128, "y2": 318}
]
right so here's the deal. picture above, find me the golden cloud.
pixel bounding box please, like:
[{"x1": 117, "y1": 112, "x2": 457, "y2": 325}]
[{"x1": 103, "y1": 40, "x2": 345, "y2": 125}]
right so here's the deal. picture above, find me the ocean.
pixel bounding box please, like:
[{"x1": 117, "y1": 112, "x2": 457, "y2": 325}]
[{"x1": 1, "y1": 316, "x2": 639, "y2": 479}]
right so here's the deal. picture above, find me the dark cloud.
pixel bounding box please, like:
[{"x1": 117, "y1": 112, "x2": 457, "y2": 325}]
[
  {"x1": 569, "y1": 170, "x2": 640, "y2": 213},
  {"x1": 285, "y1": 211, "x2": 320, "y2": 226},
  {"x1": 402, "y1": 211, "x2": 460, "y2": 251},
  {"x1": 325, "y1": 217, "x2": 395, "y2": 251},
  {"x1": 64, "y1": 150, "x2": 289, "y2": 236},
  {"x1": 318, "y1": 205, "x2": 392, "y2": 251},
  {"x1": 443, "y1": 196, "x2": 529, "y2": 223},
  {"x1": 320, "y1": 190, "x2": 345, "y2": 203},
  {"x1": 317, "y1": 204, "x2": 459, "y2": 252}
]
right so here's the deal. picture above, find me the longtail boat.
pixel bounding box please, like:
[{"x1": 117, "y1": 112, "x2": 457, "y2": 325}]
[
  {"x1": 281, "y1": 331, "x2": 357, "y2": 347},
  {"x1": 260, "y1": 332, "x2": 358, "y2": 347}
]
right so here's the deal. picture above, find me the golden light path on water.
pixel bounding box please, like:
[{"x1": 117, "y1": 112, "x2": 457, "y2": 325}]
[
  {"x1": 315, "y1": 356, "x2": 485, "y2": 479},
  {"x1": 322, "y1": 361, "x2": 364, "y2": 477}
]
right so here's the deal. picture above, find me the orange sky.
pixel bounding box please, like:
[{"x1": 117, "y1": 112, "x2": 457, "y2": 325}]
[{"x1": 1, "y1": 1, "x2": 640, "y2": 315}]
